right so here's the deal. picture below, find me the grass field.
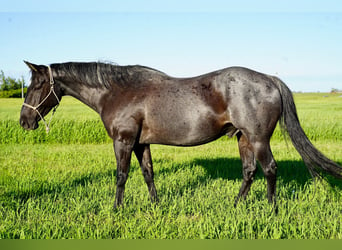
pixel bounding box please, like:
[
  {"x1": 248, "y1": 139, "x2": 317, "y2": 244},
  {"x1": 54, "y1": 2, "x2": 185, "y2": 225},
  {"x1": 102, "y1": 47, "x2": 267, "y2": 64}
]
[{"x1": 0, "y1": 93, "x2": 341, "y2": 239}]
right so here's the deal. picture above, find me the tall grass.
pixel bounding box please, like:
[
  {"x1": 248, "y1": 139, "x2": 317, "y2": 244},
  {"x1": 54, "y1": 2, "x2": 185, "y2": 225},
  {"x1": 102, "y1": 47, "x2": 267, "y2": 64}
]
[
  {"x1": 0, "y1": 119, "x2": 110, "y2": 144},
  {"x1": 0, "y1": 97, "x2": 110, "y2": 144}
]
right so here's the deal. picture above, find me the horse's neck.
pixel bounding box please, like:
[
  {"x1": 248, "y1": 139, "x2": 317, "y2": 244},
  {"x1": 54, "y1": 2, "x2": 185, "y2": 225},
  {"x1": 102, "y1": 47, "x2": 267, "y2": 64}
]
[{"x1": 55, "y1": 72, "x2": 109, "y2": 114}]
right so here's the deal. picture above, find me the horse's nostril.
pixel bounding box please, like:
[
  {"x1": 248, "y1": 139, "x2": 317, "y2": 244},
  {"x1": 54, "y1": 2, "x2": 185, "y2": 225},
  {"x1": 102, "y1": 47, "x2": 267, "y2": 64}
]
[{"x1": 20, "y1": 117, "x2": 27, "y2": 128}]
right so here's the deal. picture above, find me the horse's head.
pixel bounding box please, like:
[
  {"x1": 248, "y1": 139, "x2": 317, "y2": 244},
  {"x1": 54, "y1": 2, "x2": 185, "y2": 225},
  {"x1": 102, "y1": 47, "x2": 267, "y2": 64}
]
[{"x1": 20, "y1": 61, "x2": 62, "y2": 131}]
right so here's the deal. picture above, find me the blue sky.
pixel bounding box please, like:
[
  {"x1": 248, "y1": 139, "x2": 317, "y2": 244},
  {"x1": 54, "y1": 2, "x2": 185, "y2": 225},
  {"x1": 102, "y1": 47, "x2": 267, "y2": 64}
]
[{"x1": 1, "y1": 1, "x2": 342, "y2": 92}]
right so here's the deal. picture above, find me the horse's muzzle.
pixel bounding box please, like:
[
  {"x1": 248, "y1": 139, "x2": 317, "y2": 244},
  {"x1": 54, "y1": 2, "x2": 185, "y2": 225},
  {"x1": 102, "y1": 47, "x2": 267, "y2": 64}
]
[{"x1": 20, "y1": 114, "x2": 39, "y2": 130}]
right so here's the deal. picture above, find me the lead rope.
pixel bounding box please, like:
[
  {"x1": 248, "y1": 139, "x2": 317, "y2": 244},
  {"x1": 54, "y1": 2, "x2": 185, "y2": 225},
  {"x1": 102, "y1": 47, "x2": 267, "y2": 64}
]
[{"x1": 22, "y1": 65, "x2": 60, "y2": 133}]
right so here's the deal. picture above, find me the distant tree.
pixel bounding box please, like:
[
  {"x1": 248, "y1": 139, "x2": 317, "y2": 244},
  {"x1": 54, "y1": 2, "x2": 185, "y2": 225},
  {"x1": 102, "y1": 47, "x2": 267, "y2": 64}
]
[
  {"x1": 0, "y1": 71, "x2": 27, "y2": 98},
  {"x1": 0, "y1": 70, "x2": 25, "y2": 91},
  {"x1": 330, "y1": 88, "x2": 340, "y2": 94}
]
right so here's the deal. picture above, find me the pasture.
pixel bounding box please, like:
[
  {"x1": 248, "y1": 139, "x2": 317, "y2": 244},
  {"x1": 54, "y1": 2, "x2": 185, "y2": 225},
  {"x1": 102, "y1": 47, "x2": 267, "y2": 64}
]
[{"x1": 0, "y1": 93, "x2": 341, "y2": 239}]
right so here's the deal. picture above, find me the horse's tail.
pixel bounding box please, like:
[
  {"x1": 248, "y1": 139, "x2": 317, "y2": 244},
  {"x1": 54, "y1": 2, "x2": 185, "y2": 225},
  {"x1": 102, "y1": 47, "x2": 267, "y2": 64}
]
[{"x1": 271, "y1": 76, "x2": 342, "y2": 179}]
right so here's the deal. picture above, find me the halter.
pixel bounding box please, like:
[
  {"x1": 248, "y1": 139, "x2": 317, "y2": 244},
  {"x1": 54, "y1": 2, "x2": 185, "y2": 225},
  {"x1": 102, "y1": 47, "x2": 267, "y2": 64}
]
[{"x1": 22, "y1": 65, "x2": 60, "y2": 133}]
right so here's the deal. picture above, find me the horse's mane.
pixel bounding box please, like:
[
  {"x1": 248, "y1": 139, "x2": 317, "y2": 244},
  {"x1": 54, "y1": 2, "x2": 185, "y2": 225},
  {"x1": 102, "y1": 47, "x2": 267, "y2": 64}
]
[{"x1": 51, "y1": 62, "x2": 167, "y2": 89}]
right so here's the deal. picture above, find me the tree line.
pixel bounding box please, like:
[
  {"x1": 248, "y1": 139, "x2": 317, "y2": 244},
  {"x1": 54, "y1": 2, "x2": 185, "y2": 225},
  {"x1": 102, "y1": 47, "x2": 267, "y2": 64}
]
[{"x1": 0, "y1": 71, "x2": 27, "y2": 98}]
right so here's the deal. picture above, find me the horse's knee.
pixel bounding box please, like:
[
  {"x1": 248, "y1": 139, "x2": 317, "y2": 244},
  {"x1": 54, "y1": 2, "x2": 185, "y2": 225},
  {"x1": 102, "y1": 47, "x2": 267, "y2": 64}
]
[{"x1": 116, "y1": 171, "x2": 128, "y2": 187}]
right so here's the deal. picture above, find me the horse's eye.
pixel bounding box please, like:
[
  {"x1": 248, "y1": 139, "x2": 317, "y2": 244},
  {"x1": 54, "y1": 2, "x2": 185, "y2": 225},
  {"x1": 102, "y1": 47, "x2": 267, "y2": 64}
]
[
  {"x1": 32, "y1": 83, "x2": 42, "y2": 91},
  {"x1": 33, "y1": 78, "x2": 47, "y2": 89}
]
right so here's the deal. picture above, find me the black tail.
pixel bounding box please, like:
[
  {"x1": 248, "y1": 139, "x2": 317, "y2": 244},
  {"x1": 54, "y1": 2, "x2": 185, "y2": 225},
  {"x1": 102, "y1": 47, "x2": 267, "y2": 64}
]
[{"x1": 272, "y1": 77, "x2": 342, "y2": 179}]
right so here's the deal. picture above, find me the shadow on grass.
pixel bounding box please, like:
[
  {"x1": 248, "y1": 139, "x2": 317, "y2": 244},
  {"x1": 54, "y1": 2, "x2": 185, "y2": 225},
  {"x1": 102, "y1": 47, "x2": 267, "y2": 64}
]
[
  {"x1": 2, "y1": 169, "x2": 117, "y2": 208},
  {"x1": 156, "y1": 156, "x2": 342, "y2": 199},
  {"x1": 192, "y1": 157, "x2": 342, "y2": 191},
  {"x1": 192, "y1": 157, "x2": 313, "y2": 184},
  {"x1": 3, "y1": 155, "x2": 342, "y2": 207}
]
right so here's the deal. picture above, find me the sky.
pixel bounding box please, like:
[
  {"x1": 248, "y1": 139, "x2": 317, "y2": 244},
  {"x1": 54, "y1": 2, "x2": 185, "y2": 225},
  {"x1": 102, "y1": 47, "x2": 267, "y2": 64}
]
[{"x1": 1, "y1": 0, "x2": 342, "y2": 92}]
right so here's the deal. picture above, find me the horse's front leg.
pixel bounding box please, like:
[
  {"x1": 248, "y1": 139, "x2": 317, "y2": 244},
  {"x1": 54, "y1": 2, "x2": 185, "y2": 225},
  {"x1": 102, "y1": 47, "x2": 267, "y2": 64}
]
[
  {"x1": 113, "y1": 137, "x2": 134, "y2": 209},
  {"x1": 134, "y1": 144, "x2": 158, "y2": 203}
]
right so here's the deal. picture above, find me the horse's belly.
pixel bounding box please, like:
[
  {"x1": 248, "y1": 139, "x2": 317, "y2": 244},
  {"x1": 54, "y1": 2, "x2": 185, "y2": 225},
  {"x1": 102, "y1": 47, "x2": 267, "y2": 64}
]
[{"x1": 139, "y1": 110, "x2": 229, "y2": 146}]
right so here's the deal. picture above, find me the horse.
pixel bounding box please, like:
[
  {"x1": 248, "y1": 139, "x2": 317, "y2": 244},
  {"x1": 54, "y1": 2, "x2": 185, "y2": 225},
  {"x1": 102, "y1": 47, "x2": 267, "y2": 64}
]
[{"x1": 20, "y1": 61, "x2": 342, "y2": 210}]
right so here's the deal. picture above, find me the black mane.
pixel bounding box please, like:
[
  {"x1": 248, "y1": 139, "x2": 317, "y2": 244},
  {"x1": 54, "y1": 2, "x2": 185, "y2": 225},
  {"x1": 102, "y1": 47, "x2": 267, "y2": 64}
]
[{"x1": 51, "y1": 62, "x2": 167, "y2": 89}]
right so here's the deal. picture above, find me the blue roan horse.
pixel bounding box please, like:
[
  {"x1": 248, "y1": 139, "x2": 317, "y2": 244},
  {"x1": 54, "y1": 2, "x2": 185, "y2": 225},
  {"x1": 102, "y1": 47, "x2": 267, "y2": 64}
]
[{"x1": 20, "y1": 61, "x2": 342, "y2": 210}]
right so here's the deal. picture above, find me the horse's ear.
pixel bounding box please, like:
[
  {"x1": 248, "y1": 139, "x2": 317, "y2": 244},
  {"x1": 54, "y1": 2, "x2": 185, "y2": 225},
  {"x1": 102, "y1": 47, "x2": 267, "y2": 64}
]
[{"x1": 24, "y1": 61, "x2": 39, "y2": 72}]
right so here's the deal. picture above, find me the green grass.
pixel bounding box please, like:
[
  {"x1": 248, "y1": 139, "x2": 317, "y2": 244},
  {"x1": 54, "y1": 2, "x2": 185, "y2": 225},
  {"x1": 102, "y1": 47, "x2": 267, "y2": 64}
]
[{"x1": 0, "y1": 93, "x2": 341, "y2": 239}]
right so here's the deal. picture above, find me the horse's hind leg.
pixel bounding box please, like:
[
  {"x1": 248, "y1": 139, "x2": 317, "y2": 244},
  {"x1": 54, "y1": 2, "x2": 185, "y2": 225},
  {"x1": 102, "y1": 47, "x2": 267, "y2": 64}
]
[
  {"x1": 134, "y1": 144, "x2": 158, "y2": 203},
  {"x1": 252, "y1": 140, "x2": 278, "y2": 207},
  {"x1": 234, "y1": 132, "x2": 257, "y2": 206}
]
